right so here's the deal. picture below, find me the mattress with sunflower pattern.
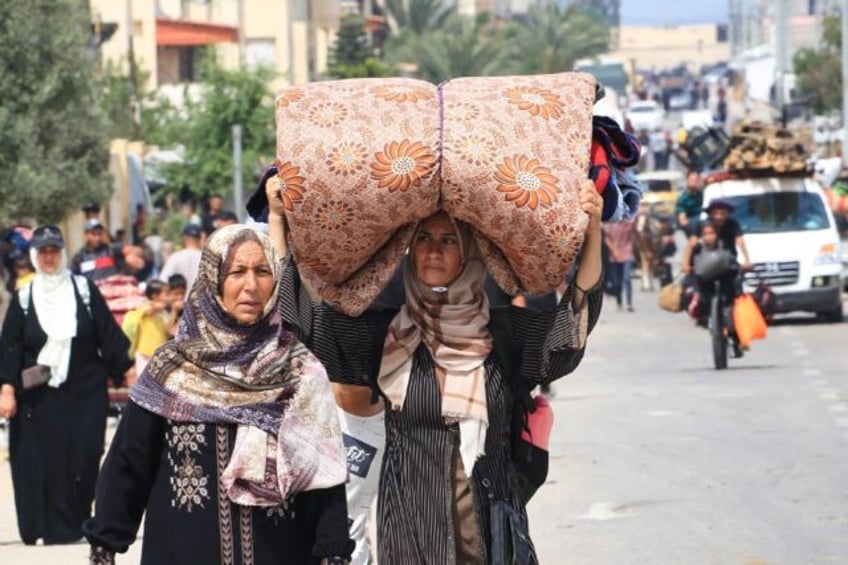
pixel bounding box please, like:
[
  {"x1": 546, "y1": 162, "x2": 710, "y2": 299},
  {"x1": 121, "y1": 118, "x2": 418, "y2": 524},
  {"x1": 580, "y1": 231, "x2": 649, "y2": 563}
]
[{"x1": 272, "y1": 73, "x2": 598, "y2": 315}]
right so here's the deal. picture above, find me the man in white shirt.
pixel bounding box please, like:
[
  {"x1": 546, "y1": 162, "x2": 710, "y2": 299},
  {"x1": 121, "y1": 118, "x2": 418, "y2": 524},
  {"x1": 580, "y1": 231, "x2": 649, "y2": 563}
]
[{"x1": 159, "y1": 224, "x2": 202, "y2": 292}]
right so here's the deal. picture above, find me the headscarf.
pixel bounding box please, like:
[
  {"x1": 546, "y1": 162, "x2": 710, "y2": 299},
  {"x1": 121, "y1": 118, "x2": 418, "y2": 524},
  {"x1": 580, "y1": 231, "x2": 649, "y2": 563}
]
[
  {"x1": 378, "y1": 215, "x2": 493, "y2": 474},
  {"x1": 29, "y1": 247, "x2": 76, "y2": 388},
  {"x1": 130, "y1": 224, "x2": 346, "y2": 506}
]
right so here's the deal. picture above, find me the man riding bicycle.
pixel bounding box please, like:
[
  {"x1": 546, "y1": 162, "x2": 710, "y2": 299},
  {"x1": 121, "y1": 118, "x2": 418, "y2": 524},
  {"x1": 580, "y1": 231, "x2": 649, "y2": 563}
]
[{"x1": 681, "y1": 199, "x2": 753, "y2": 354}]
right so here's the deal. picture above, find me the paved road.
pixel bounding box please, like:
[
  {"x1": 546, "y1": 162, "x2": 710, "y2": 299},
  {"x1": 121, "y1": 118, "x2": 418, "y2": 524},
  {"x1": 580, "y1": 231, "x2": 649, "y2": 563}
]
[
  {"x1": 1, "y1": 285, "x2": 845, "y2": 564},
  {"x1": 530, "y1": 285, "x2": 848, "y2": 565}
]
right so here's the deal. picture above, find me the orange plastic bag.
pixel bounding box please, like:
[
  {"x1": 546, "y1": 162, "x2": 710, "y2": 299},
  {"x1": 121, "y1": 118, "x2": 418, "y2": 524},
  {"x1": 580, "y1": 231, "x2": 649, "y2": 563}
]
[{"x1": 733, "y1": 294, "x2": 768, "y2": 348}]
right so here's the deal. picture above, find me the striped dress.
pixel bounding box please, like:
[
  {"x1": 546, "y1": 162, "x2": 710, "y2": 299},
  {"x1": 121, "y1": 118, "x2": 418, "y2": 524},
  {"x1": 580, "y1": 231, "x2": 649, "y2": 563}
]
[{"x1": 280, "y1": 265, "x2": 603, "y2": 564}]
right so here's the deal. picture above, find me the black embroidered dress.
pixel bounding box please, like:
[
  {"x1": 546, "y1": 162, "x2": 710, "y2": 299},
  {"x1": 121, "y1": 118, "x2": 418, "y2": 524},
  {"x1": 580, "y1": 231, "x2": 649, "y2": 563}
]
[{"x1": 83, "y1": 402, "x2": 350, "y2": 564}]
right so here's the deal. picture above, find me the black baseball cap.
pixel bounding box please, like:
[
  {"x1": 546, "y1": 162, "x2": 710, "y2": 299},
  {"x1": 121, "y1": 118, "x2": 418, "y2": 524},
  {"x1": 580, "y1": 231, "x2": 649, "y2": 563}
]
[
  {"x1": 182, "y1": 224, "x2": 202, "y2": 238},
  {"x1": 31, "y1": 225, "x2": 65, "y2": 250}
]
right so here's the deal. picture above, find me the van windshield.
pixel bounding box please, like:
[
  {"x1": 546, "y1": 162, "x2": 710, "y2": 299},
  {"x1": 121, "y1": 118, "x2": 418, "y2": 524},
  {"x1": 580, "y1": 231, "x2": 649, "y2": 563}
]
[{"x1": 725, "y1": 192, "x2": 831, "y2": 233}]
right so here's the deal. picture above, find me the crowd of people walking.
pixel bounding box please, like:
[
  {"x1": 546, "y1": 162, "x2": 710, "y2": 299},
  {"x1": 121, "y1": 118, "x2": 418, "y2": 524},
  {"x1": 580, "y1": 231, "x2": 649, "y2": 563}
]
[
  {"x1": 0, "y1": 195, "x2": 605, "y2": 564},
  {"x1": 0, "y1": 73, "x2": 621, "y2": 564}
]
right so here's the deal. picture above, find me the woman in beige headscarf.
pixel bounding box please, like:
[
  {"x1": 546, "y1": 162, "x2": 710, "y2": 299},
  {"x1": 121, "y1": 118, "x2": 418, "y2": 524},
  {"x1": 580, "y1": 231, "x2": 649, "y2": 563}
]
[{"x1": 269, "y1": 180, "x2": 604, "y2": 564}]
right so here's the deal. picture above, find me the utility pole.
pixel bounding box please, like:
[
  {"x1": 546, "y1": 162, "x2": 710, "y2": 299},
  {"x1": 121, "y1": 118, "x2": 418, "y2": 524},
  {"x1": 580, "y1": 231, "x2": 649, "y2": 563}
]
[
  {"x1": 729, "y1": 0, "x2": 738, "y2": 56},
  {"x1": 842, "y1": 0, "x2": 848, "y2": 164},
  {"x1": 126, "y1": 0, "x2": 141, "y2": 139},
  {"x1": 232, "y1": 125, "x2": 245, "y2": 221},
  {"x1": 774, "y1": 0, "x2": 789, "y2": 110}
]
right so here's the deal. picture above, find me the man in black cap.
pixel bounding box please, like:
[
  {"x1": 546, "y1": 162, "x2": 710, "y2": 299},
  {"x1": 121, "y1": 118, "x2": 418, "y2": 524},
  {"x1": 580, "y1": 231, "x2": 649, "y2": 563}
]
[
  {"x1": 71, "y1": 219, "x2": 123, "y2": 281},
  {"x1": 158, "y1": 224, "x2": 203, "y2": 292},
  {"x1": 82, "y1": 203, "x2": 102, "y2": 221},
  {"x1": 681, "y1": 199, "x2": 751, "y2": 274},
  {"x1": 681, "y1": 199, "x2": 752, "y2": 355},
  {"x1": 214, "y1": 210, "x2": 238, "y2": 231}
]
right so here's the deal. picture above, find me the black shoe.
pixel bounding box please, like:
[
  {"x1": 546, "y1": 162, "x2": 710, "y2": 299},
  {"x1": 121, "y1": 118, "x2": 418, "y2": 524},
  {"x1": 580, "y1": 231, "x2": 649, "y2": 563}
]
[{"x1": 732, "y1": 342, "x2": 744, "y2": 358}]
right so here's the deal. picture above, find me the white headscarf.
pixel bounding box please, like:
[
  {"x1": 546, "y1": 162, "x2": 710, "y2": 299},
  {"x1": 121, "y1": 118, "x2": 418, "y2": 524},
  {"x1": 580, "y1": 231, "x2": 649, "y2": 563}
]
[{"x1": 29, "y1": 247, "x2": 77, "y2": 388}]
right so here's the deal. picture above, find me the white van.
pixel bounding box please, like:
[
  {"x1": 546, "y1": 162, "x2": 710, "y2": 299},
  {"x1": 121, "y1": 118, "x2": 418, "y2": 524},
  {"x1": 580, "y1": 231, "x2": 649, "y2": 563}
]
[{"x1": 702, "y1": 176, "x2": 844, "y2": 322}]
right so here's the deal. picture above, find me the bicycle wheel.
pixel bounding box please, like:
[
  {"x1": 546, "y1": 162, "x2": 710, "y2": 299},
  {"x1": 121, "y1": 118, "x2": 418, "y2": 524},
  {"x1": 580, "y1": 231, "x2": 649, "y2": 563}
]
[{"x1": 710, "y1": 294, "x2": 728, "y2": 370}]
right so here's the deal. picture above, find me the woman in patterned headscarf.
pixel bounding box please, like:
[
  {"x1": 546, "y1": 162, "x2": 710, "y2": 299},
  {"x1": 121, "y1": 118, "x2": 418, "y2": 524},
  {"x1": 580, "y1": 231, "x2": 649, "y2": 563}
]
[
  {"x1": 83, "y1": 225, "x2": 353, "y2": 565},
  {"x1": 268, "y1": 178, "x2": 605, "y2": 564}
]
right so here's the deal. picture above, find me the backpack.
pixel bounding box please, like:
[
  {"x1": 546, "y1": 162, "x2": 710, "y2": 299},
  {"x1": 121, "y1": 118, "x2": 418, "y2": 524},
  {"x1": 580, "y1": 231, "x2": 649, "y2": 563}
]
[{"x1": 19, "y1": 275, "x2": 92, "y2": 319}]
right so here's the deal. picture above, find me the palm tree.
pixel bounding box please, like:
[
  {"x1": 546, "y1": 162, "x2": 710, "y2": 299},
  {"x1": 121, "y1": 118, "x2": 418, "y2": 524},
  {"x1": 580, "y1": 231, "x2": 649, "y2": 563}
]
[
  {"x1": 506, "y1": 2, "x2": 610, "y2": 75},
  {"x1": 407, "y1": 13, "x2": 512, "y2": 83},
  {"x1": 380, "y1": 0, "x2": 455, "y2": 35}
]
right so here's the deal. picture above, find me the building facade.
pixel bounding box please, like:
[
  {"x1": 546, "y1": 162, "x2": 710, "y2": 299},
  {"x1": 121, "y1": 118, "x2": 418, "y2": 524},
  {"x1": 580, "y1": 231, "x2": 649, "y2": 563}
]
[
  {"x1": 730, "y1": 0, "x2": 837, "y2": 57},
  {"x1": 89, "y1": 0, "x2": 340, "y2": 96},
  {"x1": 610, "y1": 24, "x2": 731, "y2": 73}
]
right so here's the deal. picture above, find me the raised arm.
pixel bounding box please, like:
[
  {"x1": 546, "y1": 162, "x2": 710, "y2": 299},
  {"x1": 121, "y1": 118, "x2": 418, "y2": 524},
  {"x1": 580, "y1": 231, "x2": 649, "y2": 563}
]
[
  {"x1": 508, "y1": 180, "x2": 605, "y2": 387},
  {"x1": 573, "y1": 180, "x2": 604, "y2": 309},
  {"x1": 265, "y1": 176, "x2": 288, "y2": 258},
  {"x1": 264, "y1": 173, "x2": 394, "y2": 389}
]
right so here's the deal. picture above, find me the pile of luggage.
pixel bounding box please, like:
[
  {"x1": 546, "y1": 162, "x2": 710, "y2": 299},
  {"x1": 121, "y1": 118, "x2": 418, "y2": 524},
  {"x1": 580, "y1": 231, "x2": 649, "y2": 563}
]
[
  {"x1": 95, "y1": 274, "x2": 145, "y2": 326},
  {"x1": 676, "y1": 121, "x2": 813, "y2": 177},
  {"x1": 722, "y1": 121, "x2": 811, "y2": 175}
]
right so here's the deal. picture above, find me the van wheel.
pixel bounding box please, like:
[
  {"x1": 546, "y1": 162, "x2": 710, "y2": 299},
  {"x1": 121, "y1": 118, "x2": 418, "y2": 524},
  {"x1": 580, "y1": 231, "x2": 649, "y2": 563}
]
[{"x1": 818, "y1": 305, "x2": 844, "y2": 323}]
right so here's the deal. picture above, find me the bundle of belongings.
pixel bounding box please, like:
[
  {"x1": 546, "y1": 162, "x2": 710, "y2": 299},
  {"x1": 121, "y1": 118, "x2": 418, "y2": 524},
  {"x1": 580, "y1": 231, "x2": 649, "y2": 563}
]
[
  {"x1": 722, "y1": 121, "x2": 811, "y2": 174},
  {"x1": 95, "y1": 274, "x2": 145, "y2": 326},
  {"x1": 248, "y1": 73, "x2": 644, "y2": 315},
  {"x1": 675, "y1": 121, "x2": 813, "y2": 177}
]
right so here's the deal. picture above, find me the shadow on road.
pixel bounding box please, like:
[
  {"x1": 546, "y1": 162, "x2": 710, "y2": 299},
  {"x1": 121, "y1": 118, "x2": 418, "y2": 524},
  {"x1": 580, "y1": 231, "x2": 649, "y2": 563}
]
[
  {"x1": 681, "y1": 364, "x2": 781, "y2": 374},
  {"x1": 768, "y1": 316, "x2": 826, "y2": 327}
]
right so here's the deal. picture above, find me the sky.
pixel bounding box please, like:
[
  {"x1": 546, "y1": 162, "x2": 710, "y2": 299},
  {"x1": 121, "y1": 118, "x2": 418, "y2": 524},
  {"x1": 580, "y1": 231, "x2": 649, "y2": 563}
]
[{"x1": 619, "y1": 0, "x2": 729, "y2": 26}]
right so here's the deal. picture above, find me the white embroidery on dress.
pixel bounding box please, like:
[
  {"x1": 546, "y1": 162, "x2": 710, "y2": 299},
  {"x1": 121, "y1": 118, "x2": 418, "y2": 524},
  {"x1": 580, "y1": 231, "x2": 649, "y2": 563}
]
[{"x1": 167, "y1": 423, "x2": 211, "y2": 512}]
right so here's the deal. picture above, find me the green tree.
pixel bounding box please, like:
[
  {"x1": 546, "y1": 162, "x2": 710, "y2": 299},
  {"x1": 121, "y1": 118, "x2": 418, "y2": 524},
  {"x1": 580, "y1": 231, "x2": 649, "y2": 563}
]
[
  {"x1": 160, "y1": 57, "x2": 275, "y2": 200},
  {"x1": 505, "y1": 2, "x2": 610, "y2": 75},
  {"x1": 96, "y1": 61, "x2": 176, "y2": 145},
  {"x1": 0, "y1": 0, "x2": 112, "y2": 224},
  {"x1": 382, "y1": 0, "x2": 456, "y2": 35},
  {"x1": 327, "y1": 15, "x2": 391, "y2": 78},
  {"x1": 405, "y1": 13, "x2": 511, "y2": 83},
  {"x1": 793, "y1": 14, "x2": 841, "y2": 114}
]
